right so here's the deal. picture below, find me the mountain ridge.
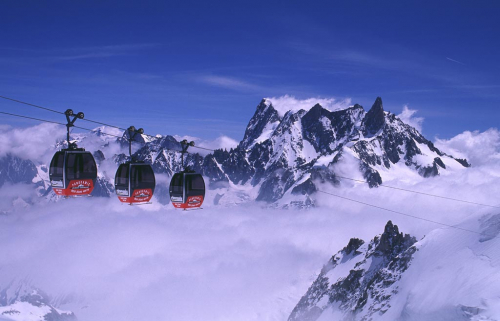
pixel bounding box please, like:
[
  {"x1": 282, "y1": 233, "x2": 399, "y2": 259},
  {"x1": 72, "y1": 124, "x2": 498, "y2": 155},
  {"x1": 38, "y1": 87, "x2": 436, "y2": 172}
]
[{"x1": 0, "y1": 97, "x2": 469, "y2": 206}]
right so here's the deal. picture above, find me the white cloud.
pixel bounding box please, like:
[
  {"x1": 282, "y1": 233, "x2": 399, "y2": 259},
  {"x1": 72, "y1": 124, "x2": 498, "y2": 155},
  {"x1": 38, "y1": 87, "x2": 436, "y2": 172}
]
[
  {"x1": 1, "y1": 125, "x2": 500, "y2": 320},
  {"x1": 174, "y1": 134, "x2": 239, "y2": 154},
  {"x1": 434, "y1": 128, "x2": 500, "y2": 168},
  {"x1": 397, "y1": 105, "x2": 424, "y2": 132},
  {"x1": 1, "y1": 166, "x2": 499, "y2": 320},
  {"x1": 203, "y1": 135, "x2": 239, "y2": 150},
  {"x1": 446, "y1": 57, "x2": 466, "y2": 65},
  {"x1": 264, "y1": 95, "x2": 352, "y2": 117},
  {"x1": 0, "y1": 123, "x2": 64, "y2": 161},
  {"x1": 197, "y1": 75, "x2": 263, "y2": 92}
]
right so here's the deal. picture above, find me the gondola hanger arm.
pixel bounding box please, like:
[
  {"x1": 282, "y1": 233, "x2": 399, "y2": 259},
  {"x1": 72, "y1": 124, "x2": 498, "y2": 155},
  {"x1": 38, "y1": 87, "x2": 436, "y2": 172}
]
[
  {"x1": 64, "y1": 109, "x2": 84, "y2": 150},
  {"x1": 180, "y1": 139, "x2": 195, "y2": 170},
  {"x1": 127, "y1": 126, "x2": 144, "y2": 160}
]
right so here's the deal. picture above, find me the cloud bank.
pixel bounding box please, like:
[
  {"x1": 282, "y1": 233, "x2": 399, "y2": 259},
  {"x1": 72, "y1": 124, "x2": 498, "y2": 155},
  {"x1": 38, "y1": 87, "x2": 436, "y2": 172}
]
[
  {"x1": 397, "y1": 105, "x2": 424, "y2": 132},
  {"x1": 0, "y1": 123, "x2": 64, "y2": 161},
  {"x1": 435, "y1": 128, "x2": 500, "y2": 168},
  {"x1": 264, "y1": 95, "x2": 352, "y2": 117},
  {"x1": 0, "y1": 123, "x2": 499, "y2": 320}
]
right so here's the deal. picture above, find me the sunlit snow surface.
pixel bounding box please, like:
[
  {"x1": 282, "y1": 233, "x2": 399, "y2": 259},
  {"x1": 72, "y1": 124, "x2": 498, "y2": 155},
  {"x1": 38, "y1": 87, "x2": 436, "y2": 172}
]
[
  {"x1": 1, "y1": 180, "x2": 500, "y2": 320},
  {"x1": 0, "y1": 125, "x2": 500, "y2": 320}
]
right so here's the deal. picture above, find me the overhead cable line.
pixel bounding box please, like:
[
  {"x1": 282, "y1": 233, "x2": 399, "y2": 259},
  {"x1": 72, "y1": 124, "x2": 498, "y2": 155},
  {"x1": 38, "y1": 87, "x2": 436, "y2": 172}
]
[
  {"x1": 1, "y1": 107, "x2": 497, "y2": 234},
  {"x1": 2, "y1": 95, "x2": 495, "y2": 209},
  {"x1": 1, "y1": 111, "x2": 67, "y2": 126},
  {"x1": 335, "y1": 175, "x2": 500, "y2": 209},
  {"x1": 1, "y1": 111, "x2": 127, "y2": 139},
  {"x1": 191, "y1": 145, "x2": 216, "y2": 152},
  {"x1": 0, "y1": 111, "x2": 200, "y2": 155},
  {"x1": 0, "y1": 95, "x2": 65, "y2": 115},
  {"x1": 0, "y1": 95, "x2": 128, "y2": 131},
  {"x1": 317, "y1": 189, "x2": 490, "y2": 237},
  {"x1": 0, "y1": 94, "x2": 215, "y2": 153}
]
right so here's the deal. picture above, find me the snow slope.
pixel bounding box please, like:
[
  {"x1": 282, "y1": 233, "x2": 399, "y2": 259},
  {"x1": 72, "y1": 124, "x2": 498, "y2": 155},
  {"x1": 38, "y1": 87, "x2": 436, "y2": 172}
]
[{"x1": 289, "y1": 218, "x2": 500, "y2": 320}]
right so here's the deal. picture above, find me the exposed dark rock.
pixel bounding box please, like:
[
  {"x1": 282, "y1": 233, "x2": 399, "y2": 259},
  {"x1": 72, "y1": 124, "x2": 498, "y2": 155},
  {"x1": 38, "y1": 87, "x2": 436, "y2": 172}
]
[
  {"x1": 310, "y1": 166, "x2": 339, "y2": 185},
  {"x1": 418, "y1": 161, "x2": 440, "y2": 178},
  {"x1": 371, "y1": 220, "x2": 417, "y2": 258},
  {"x1": 93, "y1": 150, "x2": 105, "y2": 163},
  {"x1": 6, "y1": 96, "x2": 472, "y2": 205},
  {"x1": 341, "y1": 238, "x2": 365, "y2": 256},
  {"x1": 212, "y1": 148, "x2": 254, "y2": 185},
  {"x1": 360, "y1": 162, "x2": 382, "y2": 188},
  {"x1": 362, "y1": 97, "x2": 386, "y2": 137},
  {"x1": 93, "y1": 96, "x2": 471, "y2": 203},
  {"x1": 92, "y1": 177, "x2": 114, "y2": 197},
  {"x1": 202, "y1": 154, "x2": 229, "y2": 188},
  {"x1": 240, "y1": 99, "x2": 281, "y2": 150},
  {"x1": 455, "y1": 158, "x2": 471, "y2": 167},
  {"x1": 434, "y1": 157, "x2": 446, "y2": 169},
  {"x1": 291, "y1": 178, "x2": 317, "y2": 195},
  {"x1": 289, "y1": 221, "x2": 417, "y2": 321},
  {"x1": 302, "y1": 104, "x2": 364, "y2": 155}
]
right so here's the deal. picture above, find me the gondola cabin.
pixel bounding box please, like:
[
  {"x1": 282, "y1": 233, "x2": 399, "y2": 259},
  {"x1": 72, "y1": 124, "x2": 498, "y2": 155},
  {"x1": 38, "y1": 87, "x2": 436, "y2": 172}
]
[
  {"x1": 49, "y1": 149, "x2": 97, "y2": 196},
  {"x1": 115, "y1": 162, "x2": 156, "y2": 204},
  {"x1": 169, "y1": 172, "x2": 205, "y2": 209}
]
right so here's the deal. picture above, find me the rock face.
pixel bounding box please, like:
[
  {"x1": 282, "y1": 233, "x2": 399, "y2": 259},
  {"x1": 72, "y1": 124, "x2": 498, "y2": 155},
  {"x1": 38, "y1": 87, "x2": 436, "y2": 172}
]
[
  {"x1": 0, "y1": 280, "x2": 77, "y2": 320},
  {"x1": 0, "y1": 154, "x2": 38, "y2": 187},
  {"x1": 288, "y1": 221, "x2": 417, "y2": 321},
  {"x1": 362, "y1": 97, "x2": 386, "y2": 137},
  {"x1": 2, "y1": 97, "x2": 469, "y2": 206}
]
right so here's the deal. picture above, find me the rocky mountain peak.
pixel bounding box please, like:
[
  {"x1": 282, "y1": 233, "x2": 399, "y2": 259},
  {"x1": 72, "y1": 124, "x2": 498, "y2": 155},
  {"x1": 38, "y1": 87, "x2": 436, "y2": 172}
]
[
  {"x1": 340, "y1": 237, "x2": 365, "y2": 256},
  {"x1": 3, "y1": 96, "x2": 471, "y2": 208},
  {"x1": 310, "y1": 103, "x2": 323, "y2": 111},
  {"x1": 362, "y1": 96, "x2": 386, "y2": 137},
  {"x1": 288, "y1": 221, "x2": 418, "y2": 321},
  {"x1": 301, "y1": 103, "x2": 328, "y2": 121},
  {"x1": 240, "y1": 99, "x2": 281, "y2": 149},
  {"x1": 0, "y1": 154, "x2": 38, "y2": 187},
  {"x1": 372, "y1": 220, "x2": 417, "y2": 258}
]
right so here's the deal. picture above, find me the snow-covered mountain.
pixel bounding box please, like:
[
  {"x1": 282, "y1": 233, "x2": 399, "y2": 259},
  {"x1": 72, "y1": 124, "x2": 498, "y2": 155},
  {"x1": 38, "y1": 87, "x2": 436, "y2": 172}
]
[
  {"x1": 0, "y1": 97, "x2": 469, "y2": 207},
  {"x1": 0, "y1": 154, "x2": 38, "y2": 188},
  {"x1": 0, "y1": 279, "x2": 76, "y2": 321},
  {"x1": 288, "y1": 217, "x2": 500, "y2": 321},
  {"x1": 288, "y1": 221, "x2": 417, "y2": 321}
]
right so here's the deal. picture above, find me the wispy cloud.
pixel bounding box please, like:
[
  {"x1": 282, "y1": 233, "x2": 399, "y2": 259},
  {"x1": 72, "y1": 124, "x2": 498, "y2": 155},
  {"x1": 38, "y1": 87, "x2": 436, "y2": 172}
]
[
  {"x1": 287, "y1": 42, "x2": 426, "y2": 74},
  {"x1": 446, "y1": 57, "x2": 466, "y2": 65},
  {"x1": 76, "y1": 43, "x2": 161, "y2": 51},
  {"x1": 265, "y1": 95, "x2": 352, "y2": 117},
  {"x1": 397, "y1": 105, "x2": 424, "y2": 132},
  {"x1": 56, "y1": 52, "x2": 127, "y2": 61},
  {"x1": 447, "y1": 84, "x2": 500, "y2": 90},
  {"x1": 0, "y1": 43, "x2": 162, "y2": 62},
  {"x1": 54, "y1": 43, "x2": 161, "y2": 61},
  {"x1": 196, "y1": 75, "x2": 265, "y2": 92}
]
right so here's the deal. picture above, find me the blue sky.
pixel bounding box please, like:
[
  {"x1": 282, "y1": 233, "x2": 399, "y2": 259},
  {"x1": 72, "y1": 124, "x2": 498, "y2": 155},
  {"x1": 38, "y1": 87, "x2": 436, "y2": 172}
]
[{"x1": 1, "y1": 0, "x2": 499, "y2": 141}]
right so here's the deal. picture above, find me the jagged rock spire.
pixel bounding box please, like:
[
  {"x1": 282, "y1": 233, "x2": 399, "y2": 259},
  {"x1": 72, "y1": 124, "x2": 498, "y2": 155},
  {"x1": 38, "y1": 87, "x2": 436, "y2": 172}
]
[
  {"x1": 373, "y1": 220, "x2": 416, "y2": 257},
  {"x1": 288, "y1": 221, "x2": 418, "y2": 321},
  {"x1": 362, "y1": 96, "x2": 386, "y2": 137},
  {"x1": 240, "y1": 99, "x2": 281, "y2": 150}
]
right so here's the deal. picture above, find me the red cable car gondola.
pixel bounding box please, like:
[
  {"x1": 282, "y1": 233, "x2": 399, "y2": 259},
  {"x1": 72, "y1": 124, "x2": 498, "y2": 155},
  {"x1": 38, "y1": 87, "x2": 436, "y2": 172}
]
[
  {"x1": 49, "y1": 109, "x2": 97, "y2": 197},
  {"x1": 169, "y1": 140, "x2": 206, "y2": 209},
  {"x1": 115, "y1": 162, "x2": 156, "y2": 204},
  {"x1": 114, "y1": 126, "x2": 156, "y2": 205}
]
